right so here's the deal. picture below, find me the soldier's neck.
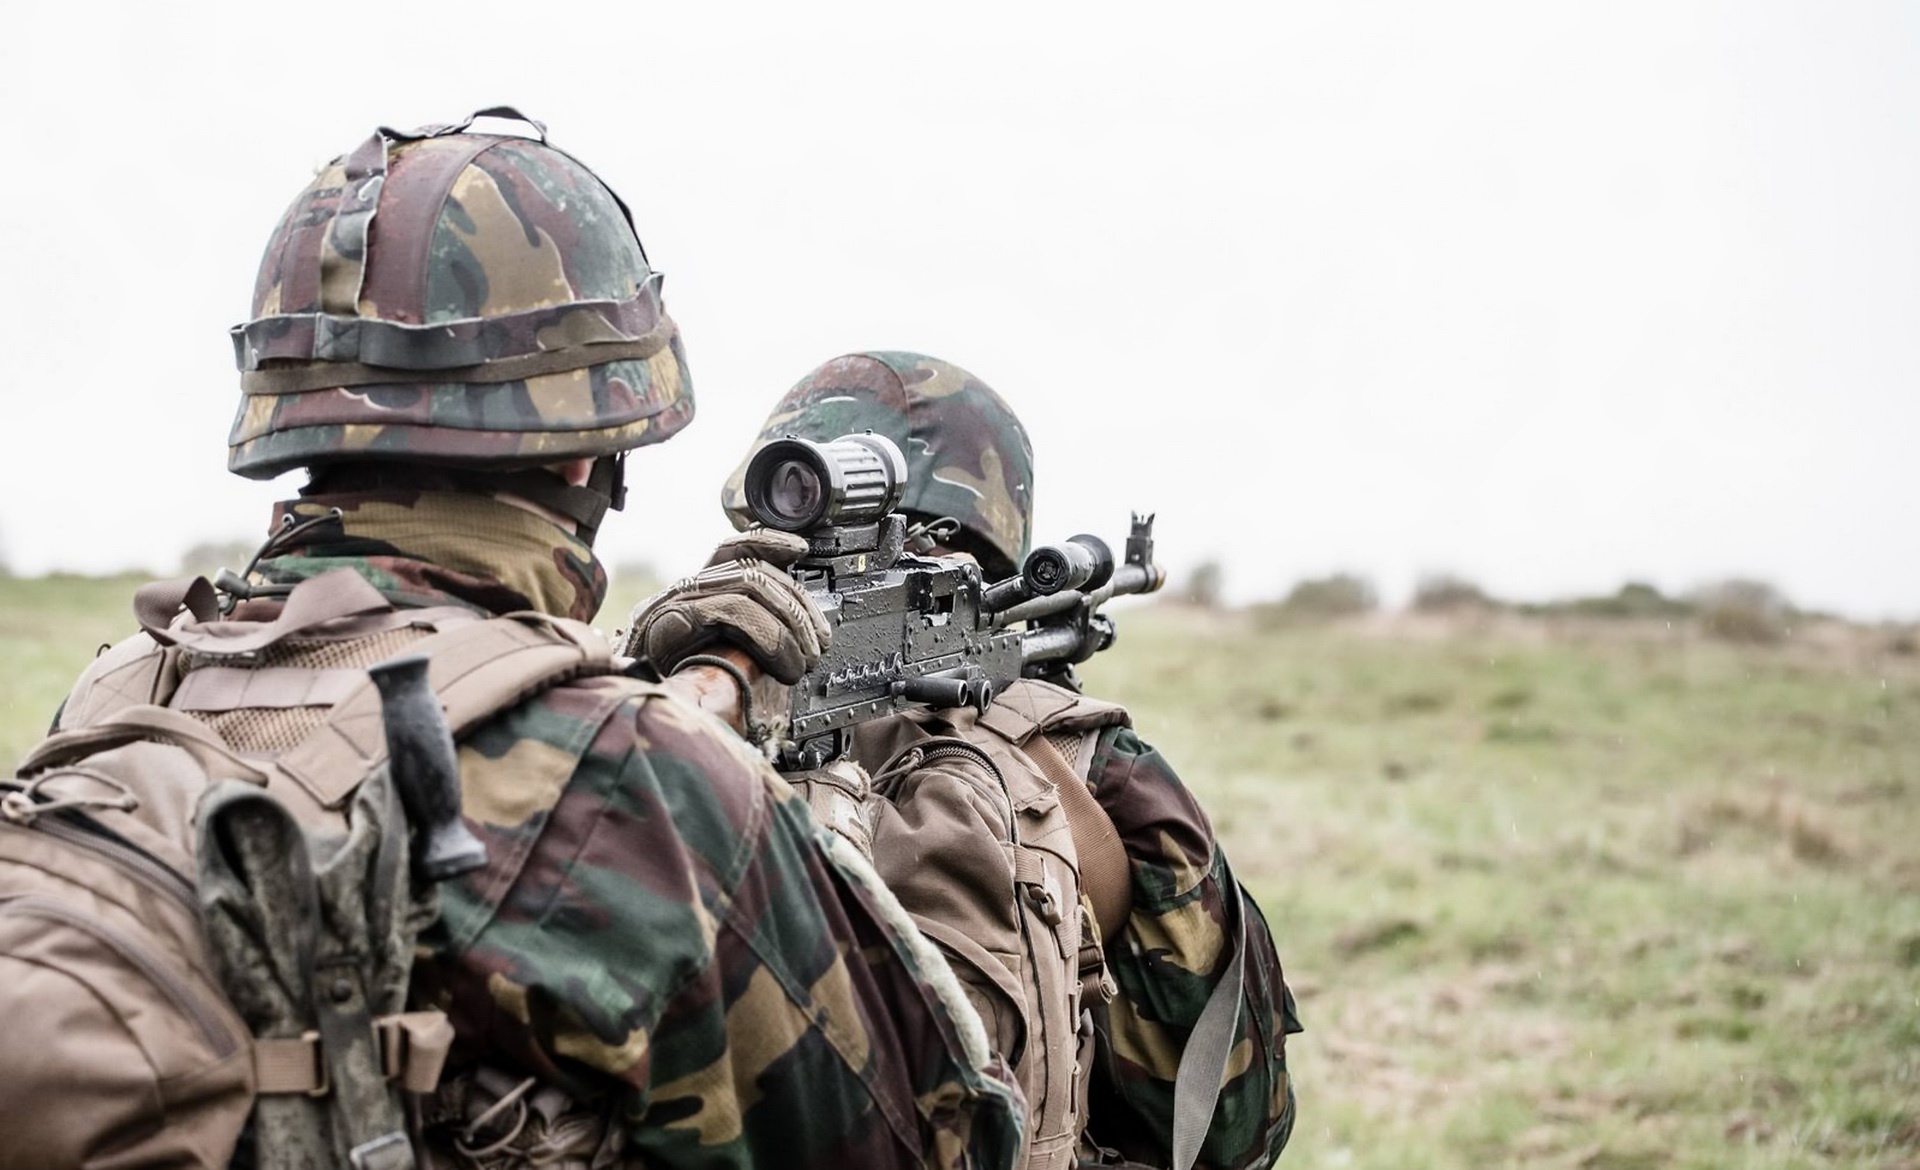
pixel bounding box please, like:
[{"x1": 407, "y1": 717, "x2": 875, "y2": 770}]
[{"x1": 251, "y1": 488, "x2": 609, "y2": 622}]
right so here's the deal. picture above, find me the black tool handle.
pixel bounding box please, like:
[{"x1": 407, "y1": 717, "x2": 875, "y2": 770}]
[{"x1": 368, "y1": 656, "x2": 487, "y2": 882}]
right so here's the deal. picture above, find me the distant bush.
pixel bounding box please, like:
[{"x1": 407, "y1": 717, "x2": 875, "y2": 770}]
[
  {"x1": 610, "y1": 560, "x2": 665, "y2": 597},
  {"x1": 1260, "y1": 572, "x2": 1378, "y2": 624},
  {"x1": 177, "y1": 538, "x2": 260, "y2": 579},
  {"x1": 1181, "y1": 560, "x2": 1226, "y2": 609},
  {"x1": 1692, "y1": 578, "x2": 1791, "y2": 644},
  {"x1": 1537, "y1": 580, "x2": 1694, "y2": 621},
  {"x1": 1411, "y1": 573, "x2": 1497, "y2": 614}
]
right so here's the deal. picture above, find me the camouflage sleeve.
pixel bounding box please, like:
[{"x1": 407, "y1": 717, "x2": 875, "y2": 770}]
[
  {"x1": 422, "y1": 681, "x2": 1022, "y2": 1169},
  {"x1": 1083, "y1": 726, "x2": 1301, "y2": 1169}
]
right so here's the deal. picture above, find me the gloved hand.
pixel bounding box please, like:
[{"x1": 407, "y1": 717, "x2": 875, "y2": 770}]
[{"x1": 624, "y1": 529, "x2": 830, "y2": 684}]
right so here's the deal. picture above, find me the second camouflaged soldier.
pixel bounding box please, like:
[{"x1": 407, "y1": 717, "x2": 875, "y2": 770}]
[
  {"x1": 44, "y1": 119, "x2": 1019, "y2": 1169},
  {"x1": 703, "y1": 353, "x2": 1303, "y2": 1169}
]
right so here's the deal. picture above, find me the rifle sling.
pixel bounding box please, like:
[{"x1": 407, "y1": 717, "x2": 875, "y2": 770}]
[{"x1": 1170, "y1": 887, "x2": 1249, "y2": 1170}]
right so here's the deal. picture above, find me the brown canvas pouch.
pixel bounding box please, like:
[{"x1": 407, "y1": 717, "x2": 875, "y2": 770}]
[
  {"x1": 0, "y1": 727, "x2": 263, "y2": 1170},
  {"x1": 861, "y1": 720, "x2": 1092, "y2": 1170},
  {"x1": 1, "y1": 571, "x2": 616, "y2": 1170}
]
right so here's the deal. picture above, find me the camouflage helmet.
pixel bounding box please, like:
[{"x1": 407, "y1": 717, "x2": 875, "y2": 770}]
[
  {"x1": 721, "y1": 352, "x2": 1034, "y2": 578},
  {"x1": 228, "y1": 108, "x2": 692, "y2": 480}
]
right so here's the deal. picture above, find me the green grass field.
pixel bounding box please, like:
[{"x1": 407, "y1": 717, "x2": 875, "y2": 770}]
[
  {"x1": 1080, "y1": 608, "x2": 1920, "y2": 1170},
  {"x1": 5, "y1": 576, "x2": 1916, "y2": 1168}
]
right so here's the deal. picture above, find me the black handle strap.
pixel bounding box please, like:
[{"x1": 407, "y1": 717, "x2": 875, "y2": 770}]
[{"x1": 385, "y1": 105, "x2": 549, "y2": 144}]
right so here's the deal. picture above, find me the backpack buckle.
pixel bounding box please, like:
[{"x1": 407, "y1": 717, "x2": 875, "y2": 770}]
[
  {"x1": 301, "y1": 1030, "x2": 331, "y2": 1098},
  {"x1": 348, "y1": 1131, "x2": 412, "y2": 1170},
  {"x1": 1027, "y1": 876, "x2": 1064, "y2": 926}
]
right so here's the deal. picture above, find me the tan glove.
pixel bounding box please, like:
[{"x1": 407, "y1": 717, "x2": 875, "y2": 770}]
[{"x1": 624, "y1": 529, "x2": 830, "y2": 684}]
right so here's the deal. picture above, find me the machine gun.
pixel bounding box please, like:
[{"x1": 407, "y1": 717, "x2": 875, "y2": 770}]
[{"x1": 738, "y1": 432, "x2": 1165, "y2": 770}]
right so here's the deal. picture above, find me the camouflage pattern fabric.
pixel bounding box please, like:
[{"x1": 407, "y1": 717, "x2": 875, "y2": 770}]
[
  {"x1": 1082, "y1": 728, "x2": 1301, "y2": 1169},
  {"x1": 252, "y1": 515, "x2": 1023, "y2": 1168},
  {"x1": 720, "y1": 353, "x2": 1034, "y2": 578},
  {"x1": 231, "y1": 131, "x2": 694, "y2": 479},
  {"x1": 254, "y1": 490, "x2": 610, "y2": 623}
]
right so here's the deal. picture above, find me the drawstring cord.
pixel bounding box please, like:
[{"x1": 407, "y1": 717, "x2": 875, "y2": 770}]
[{"x1": 0, "y1": 768, "x2": 139, "y2": 826}]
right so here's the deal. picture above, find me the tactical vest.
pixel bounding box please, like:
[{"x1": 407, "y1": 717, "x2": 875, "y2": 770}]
[
  {"x1": 843, "y1": 678, "x2": 1133, "y2": 1170},
  {"x1": 3, "y1": 570, "x2": 641, "y2": 1170}
]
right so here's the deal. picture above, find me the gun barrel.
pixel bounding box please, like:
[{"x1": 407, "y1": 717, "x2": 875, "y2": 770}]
[{"x1": 991, "y1": 561, "x2": 1165, "y2": 627}]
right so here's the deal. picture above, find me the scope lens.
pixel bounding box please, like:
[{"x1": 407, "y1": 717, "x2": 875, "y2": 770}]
[{"x1": 762, "y1": 459, "x2": 826, "y2": 527}]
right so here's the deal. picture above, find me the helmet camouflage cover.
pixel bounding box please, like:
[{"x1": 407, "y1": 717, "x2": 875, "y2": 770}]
[
  {"x1": 228, "y1": 109, "x2": 692, "y2": 478},
  {"x1": 721, "y1": 352, "x2": 1034, "y2": 577}
]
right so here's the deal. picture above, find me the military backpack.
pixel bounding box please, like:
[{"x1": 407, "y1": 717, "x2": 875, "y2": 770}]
[
  {"x1": 821, "y1": 679, "x2": 1134, "y2": 1170},
  {"x1": 0, "y1": 570, "x2": 623, "y2": 1170}
]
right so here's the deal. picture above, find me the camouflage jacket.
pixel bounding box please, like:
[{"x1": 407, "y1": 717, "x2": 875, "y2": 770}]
[
  {"x1": 1083, "y1": 727, "x2": 1300, "y2": 1170},
  {"x1": 60, "y1": 492, "x2": 1023, "y2": 1170}
]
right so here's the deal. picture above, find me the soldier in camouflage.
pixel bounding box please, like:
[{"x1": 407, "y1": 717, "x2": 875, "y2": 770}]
[
  {"x1": 718, "y1": 353, "x2": 1303, "y2": 1170},
  {"x1": 58, "y1": 117, "x2": 1021, "y2": 1168}
]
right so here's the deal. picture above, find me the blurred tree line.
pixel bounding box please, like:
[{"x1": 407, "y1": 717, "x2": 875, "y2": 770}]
[{"x1": 1173, "y1": 559, "x2": 1846, "y2": 647}]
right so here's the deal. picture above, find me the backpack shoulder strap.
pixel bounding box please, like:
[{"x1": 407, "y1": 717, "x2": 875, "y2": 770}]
[
  {"x1": 977, "y1": 678, "x2": 1131, "y2": 745},
  {"x1": 19, "y1": 704, "x2": 269, "y2": 782},
  {"x1": 1022, "y1": 732, "x2": 1133, "y2": 945},
  {"x1": 974, "y1": 680, "x2": 1136, "y2": 944},
  {"x1": 275, "y1": 613, "x2": 618, "y2": 811}
]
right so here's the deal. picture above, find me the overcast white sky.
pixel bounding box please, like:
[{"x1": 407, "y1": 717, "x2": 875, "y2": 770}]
[{"x1": 0, "y1": 2, "x2": 1913, "y2": 618}]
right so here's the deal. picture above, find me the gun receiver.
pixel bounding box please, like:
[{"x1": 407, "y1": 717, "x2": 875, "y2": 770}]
[{"x1": 740, "y1": 433, "x2": 1165, "y2": 770}]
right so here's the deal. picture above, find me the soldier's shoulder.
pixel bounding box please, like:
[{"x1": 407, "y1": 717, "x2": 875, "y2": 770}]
[{"x1": 478, "y1": 673, "x2": 789, "y2": 882}]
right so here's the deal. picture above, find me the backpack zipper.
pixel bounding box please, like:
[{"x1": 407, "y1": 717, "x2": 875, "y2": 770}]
[
  {"x1": 889, "y1": 741, "x2": 1017, "y2": 839},
  {"x1": 27, "y1": 812, "x2": 199, "y2": 909},
  {"x1": 1, "y1": 895, "x2": 239, "y2": 1056}
]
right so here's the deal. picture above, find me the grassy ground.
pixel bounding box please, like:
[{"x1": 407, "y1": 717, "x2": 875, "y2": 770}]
[
  {"x1": 0, "y1": 574, "x2": 160, "y2": 760},
  {"x1": 1079, "y1": 607, "x2": 1920, "y2": 1170},
  {"x1": 5, "y1": 577, "x2": 1915, "y2": 1167}
]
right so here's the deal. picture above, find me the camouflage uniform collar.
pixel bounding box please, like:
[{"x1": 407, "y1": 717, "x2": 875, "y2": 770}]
[{"x1": 253, "y1": 489, "x2": 609, "y2": 622}]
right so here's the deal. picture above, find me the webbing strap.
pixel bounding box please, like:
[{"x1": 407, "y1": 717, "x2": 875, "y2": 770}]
[
  {"x1": 172, "y1": 666, "x2": 367, "y2": 712},
  {"x1": 1169, "y1": 888, "x2": 1250, "y2": 1170},
  {"x1": 1025, "y1": 732, "x2": 1133, "y2": 943},
  {"x1": 254, "y1": 1011, "x2": 456, "y2": 1096},
  {"x1": 1011, "y1": 847, "x2": 1048, "y2": 888},
  {"x1": 131, "y1": 576, "x2": 220, "y2": 637},
  {"x1": 236, "y1": 320, "x2": 670, "y2": 391},
  {"x1": 141, "y1": 568, "x2": 392, "y2": 651},
  {"x1": 275, "y1": 614, "x2": 612, "y2": 810}
]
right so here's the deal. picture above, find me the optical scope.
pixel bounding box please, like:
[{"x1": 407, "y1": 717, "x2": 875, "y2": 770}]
[{"x1": 742, "y1": 433, "x2": 909, "y2": 533}]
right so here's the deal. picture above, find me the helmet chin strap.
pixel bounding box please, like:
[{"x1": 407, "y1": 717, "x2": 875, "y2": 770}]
[{"x1": 481, "y1": 455, "x2": 627, "y2": 545}]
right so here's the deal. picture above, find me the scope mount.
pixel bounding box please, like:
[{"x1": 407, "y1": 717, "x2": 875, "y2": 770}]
[{"x1": 794, "y1": 512, "x2": 910, "y2": 578}]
